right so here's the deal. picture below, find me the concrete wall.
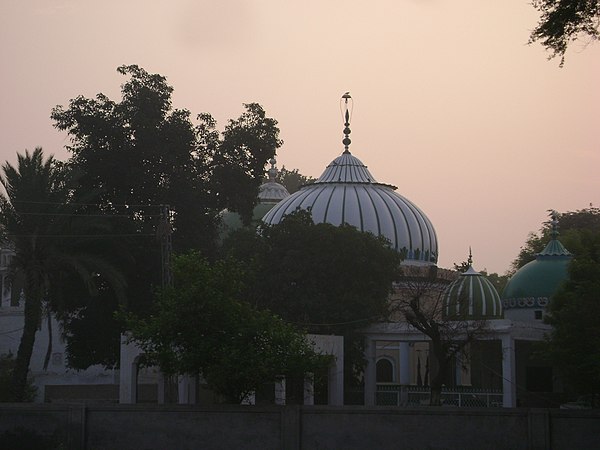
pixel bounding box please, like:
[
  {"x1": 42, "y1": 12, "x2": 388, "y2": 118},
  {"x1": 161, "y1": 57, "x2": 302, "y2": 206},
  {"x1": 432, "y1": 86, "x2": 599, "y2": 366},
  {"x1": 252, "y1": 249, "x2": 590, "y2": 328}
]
[{"x1": 1, "y1": 404, "x2": 600, "y2": 450}]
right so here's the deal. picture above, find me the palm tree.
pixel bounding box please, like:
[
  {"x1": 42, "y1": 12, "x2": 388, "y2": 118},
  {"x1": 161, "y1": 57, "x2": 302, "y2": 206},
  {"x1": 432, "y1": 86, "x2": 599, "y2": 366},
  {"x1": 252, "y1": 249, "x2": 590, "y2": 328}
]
[{"x1": 0, "y1": 148, "x2": 125, "y2": 401}]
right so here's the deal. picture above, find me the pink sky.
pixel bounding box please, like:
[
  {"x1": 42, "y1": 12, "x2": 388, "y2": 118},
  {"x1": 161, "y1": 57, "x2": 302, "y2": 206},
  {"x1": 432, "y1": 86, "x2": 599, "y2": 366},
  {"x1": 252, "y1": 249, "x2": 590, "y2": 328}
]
[{"x1": 1, "y1": 0, "x2": 599, "y2": 274}]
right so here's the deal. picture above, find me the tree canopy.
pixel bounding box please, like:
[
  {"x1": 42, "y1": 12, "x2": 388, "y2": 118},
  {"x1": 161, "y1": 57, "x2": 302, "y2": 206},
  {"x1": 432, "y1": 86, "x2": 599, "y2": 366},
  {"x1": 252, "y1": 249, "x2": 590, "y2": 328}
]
[
  {"x1": 275, "y1": 166, "x2": 316, "y2": 194},
  {"x1": 0, "y1": 148, "x2": 125, "y2": 400},
  {"x1": 222, "y1": 210, "x2": 401, "y2": 386},
  {"x1": 543, "y1": 228, "x2": 600, "y2": 400},
  {"x1": 512, "y1": 207, "x2": 600, "y2": 271},
  {"x1": 124, "y1": 252, "x2": 326, "y2": 403},
  {"x1": 49, "y1": 65, "x2": 281, "y2": 369},
  {"x1": 530, "y1": 0, "x2": 600, "y2": 65}
]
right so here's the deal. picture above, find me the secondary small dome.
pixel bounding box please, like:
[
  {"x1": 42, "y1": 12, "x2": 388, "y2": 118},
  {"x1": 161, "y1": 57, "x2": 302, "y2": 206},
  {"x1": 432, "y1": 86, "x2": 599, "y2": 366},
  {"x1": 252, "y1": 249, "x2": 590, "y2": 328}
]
[
  {"x1": 220, "y1": 158, "x2": 290, "y2": 237},
  {"x1": 443, "y1": 262, "x2": 503, "y2": 321},
  {"x1": 502, "y1": 231, "x2": 572, "y2": 312}
]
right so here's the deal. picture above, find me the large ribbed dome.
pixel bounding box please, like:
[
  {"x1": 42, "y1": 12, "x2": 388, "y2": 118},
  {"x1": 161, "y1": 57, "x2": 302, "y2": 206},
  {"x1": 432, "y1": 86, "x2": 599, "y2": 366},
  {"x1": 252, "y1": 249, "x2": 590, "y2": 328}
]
[
  {"x1": 262, "y1": 151, "x2": 439, "y2": 265},
  {"x1": 443, "y1": 266, "x2": 503, "y2": 320}
]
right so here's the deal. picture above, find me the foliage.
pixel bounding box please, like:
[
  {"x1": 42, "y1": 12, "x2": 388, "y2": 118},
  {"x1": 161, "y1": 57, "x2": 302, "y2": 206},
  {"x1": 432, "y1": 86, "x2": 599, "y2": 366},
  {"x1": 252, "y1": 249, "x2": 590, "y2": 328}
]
[
  {"x1": 51, "y1": 65, "x2": 281, "y2": 368},
  {"x1": 124, "y1": 252, "x2": 326, "y2": 403},
  {"x1": 392, "y1": 269, "x2": 490, "y2": 406},
  {"x1": 0, "y1": 148, "x2": 126, "y2": 400},
  {"x1": 207, "y1": 103, "x2": 282, "y2": 224},
  {"x1": 512, "y1": 207, "x2": 600, "y2": 271},
  {"x1": 530, "y1": 0, "x2": 599, "y2": 66},
  {"x1": 0, "y1": 353, "x2": 36, "y2": 402},
  {"x1": 275, "y1": 166, "x2": 316, "y2": 194},
  {"x1": 222, "y1": 210, "x2": 401, "y2": 387},
  {"x1": 543, "y1": 229, "x2": 600, "y2": 399}
]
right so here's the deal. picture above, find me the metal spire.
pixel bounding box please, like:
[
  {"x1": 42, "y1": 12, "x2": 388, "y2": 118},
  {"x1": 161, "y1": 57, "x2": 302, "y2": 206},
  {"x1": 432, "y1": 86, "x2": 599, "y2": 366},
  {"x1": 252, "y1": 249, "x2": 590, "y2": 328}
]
[
  {"x1": 468, "y1": 246, "x2": 473, "y2": 266},
  {"x1": 340, "y1": 92, "x2": 353, "y2": 153},
  {"x1": 268, "y1": 157, "x2": 278, "y2": 181}
]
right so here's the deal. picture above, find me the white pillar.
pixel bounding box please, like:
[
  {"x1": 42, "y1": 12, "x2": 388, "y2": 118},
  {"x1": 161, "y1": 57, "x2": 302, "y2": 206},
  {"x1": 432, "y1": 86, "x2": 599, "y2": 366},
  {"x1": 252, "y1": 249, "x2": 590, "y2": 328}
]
[
  {"x1": 399, "y1": 342, "x2": 410, "y2": 384},
  {"x1": 364, "y1": 338, "x2": 376, "y2": 406},
  {"x1": 329, "y1": 351, "x2": 344, "y2": 406},
  {"x1": 455, "y1": 350, "x2": 462, "y2": 386},
  {"x1": 178, "y1": 375, "x2": 196, "y2": 404},
  {"x1": 304, "y1": 373, "x2": 314, "y2": 406},
  {"x1": 502, "y1": 335, "x2": 517, "y2": 408},
  {"x1": 119, "y1": 334, "x2": 141, "y2": 404},
  {"x1": 399, "y1": 342, "x2": 411, "y2": 404},
  {"x1": 275, "y1": 376, "x2": 286, "y2": 405},
  {"x1": 157, "y1": 372, "x2": 165, "y2": 404}
]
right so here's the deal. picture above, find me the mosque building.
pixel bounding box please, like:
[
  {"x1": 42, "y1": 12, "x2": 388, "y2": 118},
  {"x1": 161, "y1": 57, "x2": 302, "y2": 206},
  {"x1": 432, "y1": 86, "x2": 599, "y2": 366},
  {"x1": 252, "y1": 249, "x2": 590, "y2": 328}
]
[
  {"x1": 0, "y1": 94, "x2": 573, "y2": 408},
  {"x1": 254, "y1": 94, "x2": 571, "y2": 408}
]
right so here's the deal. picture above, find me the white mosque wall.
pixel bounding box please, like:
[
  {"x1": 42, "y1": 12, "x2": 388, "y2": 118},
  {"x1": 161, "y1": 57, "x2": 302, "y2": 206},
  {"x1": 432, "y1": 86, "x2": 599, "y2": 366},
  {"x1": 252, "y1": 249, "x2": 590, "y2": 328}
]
[{"x1": 0, "y1": 306, "x2": 117, "y2": 402}]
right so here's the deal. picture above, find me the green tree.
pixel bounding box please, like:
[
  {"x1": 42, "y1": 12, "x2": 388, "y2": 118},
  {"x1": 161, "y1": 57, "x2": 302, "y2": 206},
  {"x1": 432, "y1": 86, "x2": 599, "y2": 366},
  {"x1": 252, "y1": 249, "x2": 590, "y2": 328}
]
[
  {"x1": 530, "y1": 0, "x2": 599, "y2": 66},
  {"x1": 512, "y1": 207, "x2": 600, "y2": 271},
  {"x1": 543, "y1": 229, "x2": 600, "y2": 400},
  {"x1": 0, "y1": 353, "x2": 36, "y2": 402},
  {"x1": 0, "y1": 148, "x2": 125, "y2": 400},
  {"x1": 222, "y1": 210, "x2": 401, "y2": 389},
  {"x1": 52, "y1": 65, "x2": 281, "y2": 368},
  {"x1": 275, "y1": 166, "x2": 316, "y2": 194},
  {"x1": 207, "y1": 103, "x2": 282, "y2": 224},
  {"x1": 125, "y1": 252, "x2": 326, "y2": 403}
]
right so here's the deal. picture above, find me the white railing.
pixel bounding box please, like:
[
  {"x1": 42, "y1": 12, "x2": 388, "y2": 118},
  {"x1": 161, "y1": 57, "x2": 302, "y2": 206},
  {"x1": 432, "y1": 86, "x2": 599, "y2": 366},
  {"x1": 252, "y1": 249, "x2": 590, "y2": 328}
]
[{"x1": 376, "y1": 385, "x2": 503, "y2": 408}]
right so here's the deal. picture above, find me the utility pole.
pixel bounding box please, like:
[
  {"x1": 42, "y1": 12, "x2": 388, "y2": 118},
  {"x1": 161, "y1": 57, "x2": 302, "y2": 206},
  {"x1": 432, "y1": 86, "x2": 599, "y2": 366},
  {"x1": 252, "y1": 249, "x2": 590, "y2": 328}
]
[{"x1": 158, "y1": 204, "x2": 173, "y2": 288}]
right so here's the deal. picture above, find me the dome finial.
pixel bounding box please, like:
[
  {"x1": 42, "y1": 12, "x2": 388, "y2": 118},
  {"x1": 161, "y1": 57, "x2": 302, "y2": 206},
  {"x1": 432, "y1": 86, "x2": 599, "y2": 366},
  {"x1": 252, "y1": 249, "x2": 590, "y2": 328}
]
[
  {"x1": 468, "y1": 246, "x2": 473, "y2": 266},
  {"x1": 340, "y1": 92, "x2": 353, "y2": 154},
  {"x1": 268, "y1": 157, "x2": 278, "y2": 181}
]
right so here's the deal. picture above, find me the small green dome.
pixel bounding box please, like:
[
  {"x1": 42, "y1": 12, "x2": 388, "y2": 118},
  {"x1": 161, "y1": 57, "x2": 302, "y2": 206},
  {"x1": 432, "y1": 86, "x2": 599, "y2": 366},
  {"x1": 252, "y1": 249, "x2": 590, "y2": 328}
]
[
  {"x1": 443, "y1": 266, "x2": 503, "y2": 320},
  {"x1": 501, "y1": 237, "x2": 572, "y2": 310}
]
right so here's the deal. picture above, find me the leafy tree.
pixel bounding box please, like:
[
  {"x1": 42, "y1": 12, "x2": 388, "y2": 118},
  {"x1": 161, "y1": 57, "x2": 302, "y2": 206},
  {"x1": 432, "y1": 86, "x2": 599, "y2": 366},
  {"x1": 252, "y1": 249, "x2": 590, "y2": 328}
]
[
  {"x1": 392, "y1": 268, "x2": 490, "y2": 406},
  {"x1": 0, "y1": 353, "x2": 36, "y2": 402},
  {"x1": 275, "y1": 166, "x2": 316, "y2": 194},
  {"x1": 51, "y1": 65, "x2": 281, "y2": 367},
  {"x1": 542, "y1": 229, "x2": 600, "y2": 400},
  {"x1": 530, "y1": 0, "x2": 599, "y2": 66},
  {"x1": 125, "y1": 252, "x2": 326, "y2": 403},
  {"x1": 222, "y1": 210, "x2": 401, "y2": 389},
  {"x1": 0, "y1": 148, "x2": 125, "y2": 400},
  {"x1": 512, "y1": 207, "x2": 600, "y2": 271},
  {"x1": 207, "y1": 103, "x2": 282, "y2": 224}
]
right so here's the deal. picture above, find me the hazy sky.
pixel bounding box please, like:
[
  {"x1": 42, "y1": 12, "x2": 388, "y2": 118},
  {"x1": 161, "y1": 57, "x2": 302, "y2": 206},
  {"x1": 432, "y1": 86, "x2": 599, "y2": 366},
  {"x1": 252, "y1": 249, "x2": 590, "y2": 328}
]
[{"x1": 1, "y1": 0, "x2": 599, "y2": 274}]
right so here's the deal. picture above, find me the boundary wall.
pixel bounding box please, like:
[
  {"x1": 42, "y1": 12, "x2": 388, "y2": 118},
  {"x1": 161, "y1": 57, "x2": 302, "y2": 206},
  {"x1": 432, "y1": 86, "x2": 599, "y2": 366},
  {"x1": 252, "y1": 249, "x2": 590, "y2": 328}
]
[{"x1": 1, "y1": 404, "x2": 599, "y2": 450}]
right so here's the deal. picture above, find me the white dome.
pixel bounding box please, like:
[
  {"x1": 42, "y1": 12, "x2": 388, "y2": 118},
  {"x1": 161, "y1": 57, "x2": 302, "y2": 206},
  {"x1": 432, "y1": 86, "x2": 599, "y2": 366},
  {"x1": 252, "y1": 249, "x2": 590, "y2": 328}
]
[
  {"x1": 258, "y1": 157, "x2": 290, "y2": 203},
  {"x1": 262, "y1": 151, "x2": 439, "y2": 265}
]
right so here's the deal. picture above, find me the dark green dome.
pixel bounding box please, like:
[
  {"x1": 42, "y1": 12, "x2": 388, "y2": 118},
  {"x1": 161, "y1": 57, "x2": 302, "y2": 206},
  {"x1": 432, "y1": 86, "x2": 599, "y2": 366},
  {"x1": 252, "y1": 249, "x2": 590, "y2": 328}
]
[
  {"x1": 502, "y1": 237, "x2": 572, "y2": 309},
  {"x1": 443, "y1": 266, "x2": 503, "y2": 320}
]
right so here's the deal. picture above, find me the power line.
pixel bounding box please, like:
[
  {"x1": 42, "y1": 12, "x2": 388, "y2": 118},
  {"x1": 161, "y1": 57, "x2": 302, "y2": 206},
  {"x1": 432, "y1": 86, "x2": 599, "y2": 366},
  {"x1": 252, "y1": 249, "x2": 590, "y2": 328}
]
[
  {"x1": 5, "y1": 233, "x2": 156, "y2": 238},
  {"x1": 10, "y1": 200, "x2": 164, "y2": 209},
  {"x1": 12, "y1": 211, "x2": 161, "y2": 218}
]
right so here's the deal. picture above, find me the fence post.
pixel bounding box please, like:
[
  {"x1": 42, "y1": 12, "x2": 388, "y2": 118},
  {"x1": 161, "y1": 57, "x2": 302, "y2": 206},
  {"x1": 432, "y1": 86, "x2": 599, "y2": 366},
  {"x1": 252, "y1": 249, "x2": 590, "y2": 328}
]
[
  {"x1": 67, "y1": 404, "x2": 86, "y2": 450},
  {"x1": 528, "y1": 409, "x2": 550, "y2": 450}
]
